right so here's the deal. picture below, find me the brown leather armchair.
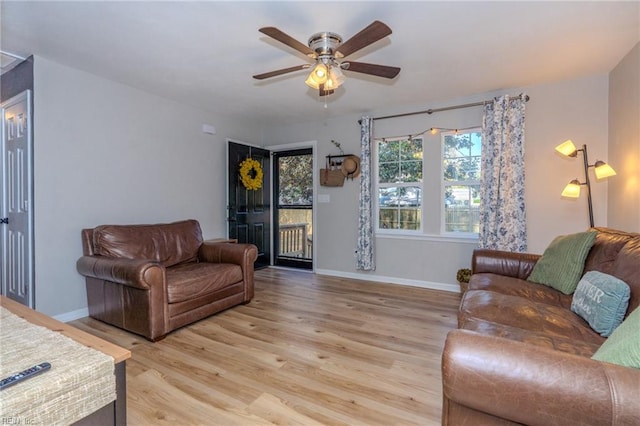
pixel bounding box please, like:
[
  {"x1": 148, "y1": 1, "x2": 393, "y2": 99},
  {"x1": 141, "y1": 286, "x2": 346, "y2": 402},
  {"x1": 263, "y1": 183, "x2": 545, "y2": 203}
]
[{"x1": 77, "y1": 219, "x2": 257, "y2": 341}]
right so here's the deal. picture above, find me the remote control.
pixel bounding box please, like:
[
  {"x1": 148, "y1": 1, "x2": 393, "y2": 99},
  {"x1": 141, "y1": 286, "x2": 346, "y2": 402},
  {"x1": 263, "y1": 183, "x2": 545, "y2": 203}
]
[{"x1": 0, "y1": 362, "x2": 51, "y2": 390}]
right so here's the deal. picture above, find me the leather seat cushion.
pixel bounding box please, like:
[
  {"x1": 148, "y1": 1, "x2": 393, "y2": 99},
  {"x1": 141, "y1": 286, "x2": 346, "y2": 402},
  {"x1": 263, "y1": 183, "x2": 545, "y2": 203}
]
[
  {"x1": 459, "y1": 290, "x2": 605, "y2": 346},
  {"x1": 460, "y1": 316, "x2": 603, "y2": 356},
  {"x1": 469, "y1": 273, "x2": 573, "y2": 309},
  {"x1": 167, "y1": 262, "x2": 243, "y2": 304}
]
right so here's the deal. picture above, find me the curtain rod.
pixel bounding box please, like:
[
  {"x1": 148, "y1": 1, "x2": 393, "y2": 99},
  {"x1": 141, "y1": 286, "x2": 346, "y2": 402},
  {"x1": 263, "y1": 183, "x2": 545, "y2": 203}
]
[
  {"x1": 0, "y1": 50, "x2": 27, "y2": 61},
  {"x1": 367, "y1": 93, "x2": 530, "y2": 122}
]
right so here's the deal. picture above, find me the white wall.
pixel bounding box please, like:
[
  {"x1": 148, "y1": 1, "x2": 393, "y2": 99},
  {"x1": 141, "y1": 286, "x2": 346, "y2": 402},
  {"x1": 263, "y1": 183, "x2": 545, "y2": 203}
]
[
  {"x1": 33, "y1": 56, "x2": 262, "y2": 317},
  {"x1": 30, "y1": 55, "x2": 615, "y2": 317},
  {"x1": 525, "y1": 75, "x2": 610, "y2": 243},
  {"x1": 262, "y1": 74, "x2": 610, "y2": 288},
  {"x1": 608, "y1": 42, "x2": 640, "y2": 232}
]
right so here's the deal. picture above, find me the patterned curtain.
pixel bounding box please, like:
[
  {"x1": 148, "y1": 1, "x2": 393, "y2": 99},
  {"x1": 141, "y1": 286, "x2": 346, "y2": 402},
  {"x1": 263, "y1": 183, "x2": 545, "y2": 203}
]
[
  {"x1": 357, "y1": 116, "x2": 375, "y2": 270},
  {"x1": 479, "y1": 94, "x2": 527, "y2": 252}
]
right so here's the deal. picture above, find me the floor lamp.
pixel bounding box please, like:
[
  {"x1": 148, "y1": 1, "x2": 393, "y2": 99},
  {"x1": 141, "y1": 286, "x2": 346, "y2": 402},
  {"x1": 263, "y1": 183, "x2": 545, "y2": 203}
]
[{"x1": 555, "y1": 140, "x2": 616, "y2": 227}]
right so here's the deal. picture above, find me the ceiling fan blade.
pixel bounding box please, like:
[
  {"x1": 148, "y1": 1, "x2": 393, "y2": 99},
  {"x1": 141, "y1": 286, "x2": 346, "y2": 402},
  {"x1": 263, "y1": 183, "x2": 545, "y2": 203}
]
[
  {"x1": 336, "y1": 21, "x2": 392, "y2": 58},
  {"x1": 259, "y1": 27, "x2": 316, "y2": 57},
  {"x1": 253, "y1": 64, "x2": 310, "y2": 80},
  {"x1": 319, "y1": 85, "x2": 334, "y2": 97},
  {"x1": 342, "y1": 61, "x2": 400, "y2": 79}
]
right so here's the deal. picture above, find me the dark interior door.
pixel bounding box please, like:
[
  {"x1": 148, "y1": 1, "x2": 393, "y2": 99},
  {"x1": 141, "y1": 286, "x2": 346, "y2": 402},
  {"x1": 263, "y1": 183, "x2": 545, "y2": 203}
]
[{"x1": 228, "y1": 141, "x2": 271, "y2": 269}]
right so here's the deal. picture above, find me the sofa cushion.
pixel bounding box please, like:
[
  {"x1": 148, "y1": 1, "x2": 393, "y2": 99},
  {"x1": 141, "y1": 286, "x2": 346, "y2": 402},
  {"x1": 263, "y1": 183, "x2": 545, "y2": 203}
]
[
  {"x1": 460, "y1": 317, "x2": 602, "y2": 357},
  {"x1": 584, "y1": 227, "x2": 635, "y2": 275},
  {"x1": 611, "y1": 238, "x2": 640, "y2": 315},
  {"x1": 166, "y1": 262, "x2": 243, "y2": 304},
  {"x1": 459, "y1": 290, "x2": 605, "y2": 346},
  {"x1": 571, "y1": 271, "x2": 630, "y2": 337},
  {"x1": 527, "y1": 231, "x2": 597, "y2": 294},
  {"x1": 468, "y1": 273, "x2": 573, "y2": 309},
  {"x1": 592, "y1": 307, "x2": 640, "y2": 369},
  {"x1": 93, "y1": 220, "x2": 203, "y2": 267}
]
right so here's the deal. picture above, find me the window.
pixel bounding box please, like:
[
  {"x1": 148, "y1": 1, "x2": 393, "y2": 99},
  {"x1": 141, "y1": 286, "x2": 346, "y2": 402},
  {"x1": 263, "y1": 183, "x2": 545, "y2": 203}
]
[
  {"x1": 442, "y1": 130, "x2": 482, "y2": 234},
  {"x1": 376, "y1": 137, "x2": 423, "y2": 231},
  {"x1": 374, "y1": 130, "x2": 481, "y2": 237}
]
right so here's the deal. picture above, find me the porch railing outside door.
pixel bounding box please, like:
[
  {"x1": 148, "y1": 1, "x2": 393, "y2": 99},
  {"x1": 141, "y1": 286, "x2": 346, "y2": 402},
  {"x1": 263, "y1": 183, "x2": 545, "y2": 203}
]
[{"x1": 278, "y1": 223, "x2": 312, "y2": 258}]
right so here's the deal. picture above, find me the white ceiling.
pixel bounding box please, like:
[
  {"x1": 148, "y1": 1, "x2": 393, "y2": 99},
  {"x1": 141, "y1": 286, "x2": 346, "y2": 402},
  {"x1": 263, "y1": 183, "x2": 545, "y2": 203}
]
[{"x1": 2, "y1": 1, "x2": 639, "y2": 126}]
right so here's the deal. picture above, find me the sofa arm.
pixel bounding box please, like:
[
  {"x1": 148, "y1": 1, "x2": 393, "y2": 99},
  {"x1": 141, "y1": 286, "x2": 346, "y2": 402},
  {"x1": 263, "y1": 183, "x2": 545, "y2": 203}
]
[
  {"x1": 442, "y1": 329, "x2": 640, "y2": 426},
  {"x1": 199, "y1": 242, "x2": 259, "y2": 302},
  {"x1": 76, "y1": 255, "x2": 165, "y2": 290},
  {"x1": 199, "y1": 242, "x2": 258, "y2": 266},
  {"x1": 471, "y1": 249, "x2": 540, "y2": 279}
]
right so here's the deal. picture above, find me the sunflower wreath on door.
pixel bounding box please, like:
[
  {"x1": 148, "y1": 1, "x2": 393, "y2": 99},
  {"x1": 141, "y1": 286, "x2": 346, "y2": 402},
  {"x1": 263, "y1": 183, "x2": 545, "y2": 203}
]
[{"x1": 239, "y1": 157, "x2": 263, "y2": 190}]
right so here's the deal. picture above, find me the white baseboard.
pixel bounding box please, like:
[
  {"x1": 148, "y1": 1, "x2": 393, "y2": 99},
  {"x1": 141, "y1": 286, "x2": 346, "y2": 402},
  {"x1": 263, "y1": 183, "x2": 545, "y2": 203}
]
[
  {"x1": 53, "y1": 307, "x2": 89, "y2": 323},
  {"x1": 314, "y1": 268, "x2": 461, "y2": 293}
]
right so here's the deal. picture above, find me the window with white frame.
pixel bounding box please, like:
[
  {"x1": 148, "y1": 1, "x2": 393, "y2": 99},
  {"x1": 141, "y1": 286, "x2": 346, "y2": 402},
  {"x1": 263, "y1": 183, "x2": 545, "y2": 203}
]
[
  {"x1": 442, "y1": 130, "x2": 482, "y2": 234},
  {"x1": 376, "y1": 137, "x2": 423, "y2": 231}
]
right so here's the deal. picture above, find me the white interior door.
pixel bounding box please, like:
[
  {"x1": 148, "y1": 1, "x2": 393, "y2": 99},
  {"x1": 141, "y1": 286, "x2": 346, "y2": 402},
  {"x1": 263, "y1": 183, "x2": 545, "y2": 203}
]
[{"x1": 1, "y1": 90, "x2": 34, "y2": 307}]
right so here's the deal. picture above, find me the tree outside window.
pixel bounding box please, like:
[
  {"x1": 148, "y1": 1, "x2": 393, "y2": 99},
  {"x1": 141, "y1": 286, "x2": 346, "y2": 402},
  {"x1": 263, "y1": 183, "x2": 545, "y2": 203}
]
[
  {"x1": 377, "y1": 137, "x2": 423, "y2": 231},
  {"x1": 442, "y1": 131, "x2": 482, "y2": 233},
  {"x1": 278, "y1": 154, "x2": 313, "y2": 206}
]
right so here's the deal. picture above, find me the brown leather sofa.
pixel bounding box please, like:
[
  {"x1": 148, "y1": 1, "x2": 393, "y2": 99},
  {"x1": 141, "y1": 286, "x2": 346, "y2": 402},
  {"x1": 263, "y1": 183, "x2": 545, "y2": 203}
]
[
  {"x1": 442, "y1": 227, "x2": 640, "y2": 425},
  {"x1": 77, "y1": 219, "x2": 258, "y2": 341}
]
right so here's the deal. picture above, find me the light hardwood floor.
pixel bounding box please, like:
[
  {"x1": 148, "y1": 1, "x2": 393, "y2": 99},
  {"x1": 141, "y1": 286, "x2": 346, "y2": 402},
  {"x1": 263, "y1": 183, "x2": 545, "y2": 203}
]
[{"x1": 70, "y1": 268, "x2": 461, "y2": 425}]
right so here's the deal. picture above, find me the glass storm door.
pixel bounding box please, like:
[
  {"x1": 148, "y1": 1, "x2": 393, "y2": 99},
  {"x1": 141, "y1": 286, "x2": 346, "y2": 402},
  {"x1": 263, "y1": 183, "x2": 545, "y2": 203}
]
[{"x1": 273, "y1": 149, "x2": 313, "y2": 270}]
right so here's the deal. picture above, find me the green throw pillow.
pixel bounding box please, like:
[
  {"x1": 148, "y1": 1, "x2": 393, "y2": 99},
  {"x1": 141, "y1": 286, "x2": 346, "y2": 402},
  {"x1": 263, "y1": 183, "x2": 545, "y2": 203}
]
[
  {"x1": 527, "y1": 231, "x2": 597, "y2": 294},
  {"x1": 592, "y1": 306, "x2": 640, "y2": 369},
  {"x1": 571, "y1": 271, "x2": 630, "y2": 337}
]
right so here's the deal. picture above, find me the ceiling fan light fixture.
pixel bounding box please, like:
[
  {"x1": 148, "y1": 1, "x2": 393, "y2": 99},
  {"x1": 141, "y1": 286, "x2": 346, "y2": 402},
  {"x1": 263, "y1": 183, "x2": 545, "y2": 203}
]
[
  {"x1": 305, "y1": 63, "x2": 328, "y2": 89},
  {"x1": 255, "y1": 21, "x2": 400, "y2": 97},
  {"x1": 326, "y1": 66, "x2": 345, "y2": 90}
]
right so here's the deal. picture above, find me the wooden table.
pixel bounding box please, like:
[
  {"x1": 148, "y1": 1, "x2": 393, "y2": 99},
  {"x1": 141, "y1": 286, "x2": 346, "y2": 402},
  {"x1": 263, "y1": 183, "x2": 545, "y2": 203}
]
[{"x1": 0, "y1": 296, "x2": 131, "y2": 425}]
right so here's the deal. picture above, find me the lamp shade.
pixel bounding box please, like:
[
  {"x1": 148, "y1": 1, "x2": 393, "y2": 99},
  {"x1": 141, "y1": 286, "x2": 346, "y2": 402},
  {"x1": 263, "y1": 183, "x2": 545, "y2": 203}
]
[
  {"x1": 555, "y1": 140, "x2": 578, "y2": 157},
  {"x1": 325, "y1": 66, "x2": 345, "y2": 90},
  {"x1": 561, "y1": 179, "x2": 582, "y2": 198},
  {"x1": 304, "y1": 63, "x2": 328, "y2": 89},
  {"x1": 594, "y1": 161, "x2": 617, "y2": 179}
]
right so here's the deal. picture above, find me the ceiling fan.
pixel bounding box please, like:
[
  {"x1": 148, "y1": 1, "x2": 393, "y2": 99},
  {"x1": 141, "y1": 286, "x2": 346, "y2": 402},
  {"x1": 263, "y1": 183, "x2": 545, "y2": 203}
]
[{"x1": 253, "y1": 20, "x2": 401, "y2": 96}]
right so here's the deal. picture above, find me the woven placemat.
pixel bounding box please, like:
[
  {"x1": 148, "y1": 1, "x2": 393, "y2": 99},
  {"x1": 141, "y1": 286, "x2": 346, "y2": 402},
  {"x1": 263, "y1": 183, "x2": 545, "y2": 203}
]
[{"x1": 0, "y1": 307, "x2": 115, "y2": 425}]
